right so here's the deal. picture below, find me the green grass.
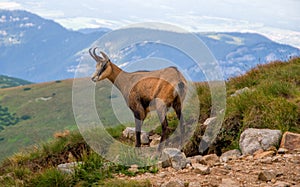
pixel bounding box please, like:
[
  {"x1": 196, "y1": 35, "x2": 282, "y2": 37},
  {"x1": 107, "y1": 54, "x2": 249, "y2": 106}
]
[
  {"x1": 0, "y1": 58, "x2": 300, "y2": 186},
  {"x1": 0, "y1": 79, "x2": 121, "y2": 161},
  {"x1": 0, "y1": 130, "x2": 157, "y2": 186}
]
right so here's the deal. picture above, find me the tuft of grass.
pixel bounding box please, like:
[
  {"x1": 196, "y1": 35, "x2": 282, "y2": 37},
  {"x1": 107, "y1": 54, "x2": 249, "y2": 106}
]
[
  {"x1": 100, "y1": 179, "x2": 152, "y2": 187},
  {"x1": 106, "y1": 124, "x2": 126, "y2": 139},
  {"x1": 29, "y1": 168, "x2": 73, "y2": 187}
]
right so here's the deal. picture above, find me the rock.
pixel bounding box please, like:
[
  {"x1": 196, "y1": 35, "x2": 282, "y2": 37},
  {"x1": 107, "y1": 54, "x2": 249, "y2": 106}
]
[
  {"x1": 277, "y1": 148, "x2": 288, "y2": 154},
  {"x1": 203, "y1": 117, "x2": 217, "y2": 126},
  {"x1": 254, "y1": 150, "x2": 276, "y2": 159},
  {"x1": 188, "y1": 155, "x2": 202, "y2": 165},
  {"x1": 161, "y1": 178, "x2": 185, "y2": 187},
  {"x1": 272, "y1": 181, "x2": 291, "y2": 187},
  {"x1": 57, "y1": 162, "x2": 82, "y2": 174},
  {"x1": 220, "y1": 178, "x2": 240, "y2": 187},
  {"x1": 149, "y1": 134, "x2": 161, "y2": 147},
  {"x1": 231, "y1": 87, "x2": 250, "y2": 97},
  {"x1": 122, "y1": 127, "x2": 149, "y2": 144},
  {"x1": 220, "y1": 149, "x2": 242, "y2": 162},
  {"x1": 199, "y1": 154, "x2": 219, "y2": 166},
  {"x1": 239, "y1": 128, "x2": 282, "y2": 155},
  {"x1": 280, "y1": 131, "x2": 300, "y2": 152},
  {"x1": 162, "y1": 148, "x2": 188, "y2": 170},
  {"x1": 193, "y1": 163, "x2": 210, "y2": 175},
  {"x1": 128, "y1": 164, "x2": 139, "y2": 173},
  {"x1": 258, "y1": 170, "x2": 277, "y2": 181}
]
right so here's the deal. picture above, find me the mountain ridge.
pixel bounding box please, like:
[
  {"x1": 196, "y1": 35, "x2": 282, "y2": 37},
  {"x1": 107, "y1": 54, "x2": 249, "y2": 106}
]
[{"x1": 0, "y1": 9, "x2": 299, "y2": 82}]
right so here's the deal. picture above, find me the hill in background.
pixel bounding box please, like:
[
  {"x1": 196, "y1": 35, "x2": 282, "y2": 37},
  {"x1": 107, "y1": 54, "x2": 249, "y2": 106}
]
[{"x1": 0, "y1": 75, "x2": 32, "y2": 89}]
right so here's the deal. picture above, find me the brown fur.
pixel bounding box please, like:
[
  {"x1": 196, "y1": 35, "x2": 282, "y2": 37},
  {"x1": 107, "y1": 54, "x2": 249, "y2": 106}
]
[{"x1": 90, "y1": 48, "x2": 187, "y2": 149}]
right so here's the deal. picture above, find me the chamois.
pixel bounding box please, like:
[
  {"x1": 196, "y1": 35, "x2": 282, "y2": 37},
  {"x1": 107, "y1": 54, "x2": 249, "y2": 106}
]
[{"x1": 89, "y1": 48, "x2": 187, "y2": 148}]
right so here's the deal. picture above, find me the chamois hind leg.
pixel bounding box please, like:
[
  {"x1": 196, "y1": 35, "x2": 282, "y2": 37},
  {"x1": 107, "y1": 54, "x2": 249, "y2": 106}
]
[
  {"x1": 133, "y1": 106, "x2": 146, "y2": 147},
  {"x1": 155, "y1": 99, "x2": 169, "y2": 150},
  {"x1": 173, "y1": 96, "x2": 184, "y2": 148}
]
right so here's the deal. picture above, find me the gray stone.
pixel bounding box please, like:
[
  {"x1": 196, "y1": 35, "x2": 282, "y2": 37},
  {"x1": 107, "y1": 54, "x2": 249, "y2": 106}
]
[
  {"x1": 239, "y1": 128, "x2": 282, "y2": 155},
  {"x1": 231, "y1": 87, "x2": 250, "y2": 97},
  {"x1": 220, "y1": 149, "x2": 242, "y2": 162},
  {"x1": 122, "y1": 127, "x2": 149, "y2": 144},
  {"x1": 162, "y1": 148, "x2": 188, "y2": 170},
  {"x1": 203, "y1": 117, "x2": 217, "y2": 126},
  {"x1": 57, "y1": 162, "x2": 82, "y2": 174}
]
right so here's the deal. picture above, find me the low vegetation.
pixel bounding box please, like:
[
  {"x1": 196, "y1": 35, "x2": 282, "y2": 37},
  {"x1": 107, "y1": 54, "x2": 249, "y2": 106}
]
[
  {"x1": 184, "y1": 58, "x2": 300, "y2": 155},
  {"x1": 0, "y1": 130, "x2": 155, "y2": 186},
  {"x1": 0, "y1": 57, "x2": 299, "y2": 186}
]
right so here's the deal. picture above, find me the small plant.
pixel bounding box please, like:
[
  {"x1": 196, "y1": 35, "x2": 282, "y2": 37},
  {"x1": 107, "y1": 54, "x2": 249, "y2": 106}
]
[
  {"x1": 23, "y1": 87, "x2": 31, "y2": 91},
  {"x1": 29, "y1": 168, "x2": 73, "y2": 187}
]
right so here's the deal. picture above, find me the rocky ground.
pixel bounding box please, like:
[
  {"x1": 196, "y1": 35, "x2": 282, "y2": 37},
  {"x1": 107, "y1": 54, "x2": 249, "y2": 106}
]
[
  {"x1": 115, "y1": 128, "x2": 300, "y2": 187},
  {"x1": 116, "y1": 150, "x2": 300, "y2": 187}
]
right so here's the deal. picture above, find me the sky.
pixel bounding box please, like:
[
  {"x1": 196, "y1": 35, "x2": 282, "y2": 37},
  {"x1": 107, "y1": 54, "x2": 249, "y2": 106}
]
[{"x1": 0, "y1": 0, "x2": 300, "y2": 48}]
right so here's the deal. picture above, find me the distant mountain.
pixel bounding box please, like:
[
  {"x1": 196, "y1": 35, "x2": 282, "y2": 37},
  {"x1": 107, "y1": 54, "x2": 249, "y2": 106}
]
[
  {"x1": 0, "y1": 75, "x2": 32, "y2": 88},
  {"x1": 0, "y1": 10, "x2": 299, "y2": 82},
  {"x1": 0, "y1": 10, "x2": 106, "y2": 82}
]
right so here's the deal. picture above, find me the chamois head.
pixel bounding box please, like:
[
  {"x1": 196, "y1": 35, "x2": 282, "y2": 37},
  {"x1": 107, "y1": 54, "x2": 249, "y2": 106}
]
[{"x1": 89, "y1": 48, "x2": 112, "y2": 82}]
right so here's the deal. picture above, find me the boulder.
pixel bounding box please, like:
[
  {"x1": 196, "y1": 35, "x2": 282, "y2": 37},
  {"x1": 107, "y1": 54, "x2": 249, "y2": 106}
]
[
  {"x1": 280, "y1": 131, "x2": 300, "y2": 152},
  {"x1": 220, "y1": 149, "x2": 241, "y2": 162},
  {"x1": 122, "y1": 127, "x2": 149, "y2": 144},
  {"x1": 239, "y1": 128, "x2": 282, "y2": 155},
  {"x1": 162, "y1": 148, "x2": 188, "y2": 170},
  {"x1": 57, "y1": 162, "x2": 82, "y2": 174}
]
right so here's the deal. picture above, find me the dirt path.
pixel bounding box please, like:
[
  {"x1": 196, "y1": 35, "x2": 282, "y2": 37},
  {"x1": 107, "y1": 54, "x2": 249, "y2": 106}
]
[{"x1": 116, "y1": 152, "x2": 300, "y2": 187}]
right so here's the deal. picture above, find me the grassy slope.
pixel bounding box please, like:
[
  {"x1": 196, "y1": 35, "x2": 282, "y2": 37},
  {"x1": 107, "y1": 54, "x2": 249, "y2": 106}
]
[
  {"x1": 0, "y1": 79, "x2": 122, "y2": 161},
  {"x1": 0, "y1": 58, "x2": 299, "y2": 186},
  {"x1": 185, "y1": 58, "x2": 300, "y2": 155}
]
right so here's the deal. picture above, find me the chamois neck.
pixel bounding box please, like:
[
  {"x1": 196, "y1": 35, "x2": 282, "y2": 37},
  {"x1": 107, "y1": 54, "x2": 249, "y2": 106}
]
[
  {"x1": 107, "y1": 62, "x2": 125, "y2": 84},
  {"x1": 107, "y1": 63, "x2": 130, "y2": 96}
]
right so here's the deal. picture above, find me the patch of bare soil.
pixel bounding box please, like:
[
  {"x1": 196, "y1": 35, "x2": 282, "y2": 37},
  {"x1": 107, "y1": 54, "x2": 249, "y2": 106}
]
[{"x1": 116, "y1": 152, "x2": 300, "y2": 187}]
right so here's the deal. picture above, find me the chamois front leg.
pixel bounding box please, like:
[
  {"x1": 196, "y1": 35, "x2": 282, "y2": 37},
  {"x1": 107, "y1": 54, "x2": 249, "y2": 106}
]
[{"x1": 133, "y1": 108, "x2": 146, "y2": 147}]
